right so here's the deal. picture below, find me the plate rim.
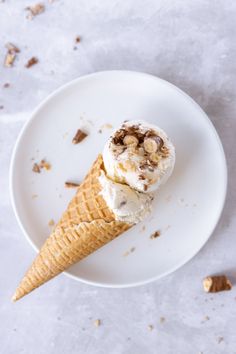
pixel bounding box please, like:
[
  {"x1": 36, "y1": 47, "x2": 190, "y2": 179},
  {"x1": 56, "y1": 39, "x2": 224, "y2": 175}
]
[{"x1": 9, "y1": 70, "x2": 228, "y2": 288}]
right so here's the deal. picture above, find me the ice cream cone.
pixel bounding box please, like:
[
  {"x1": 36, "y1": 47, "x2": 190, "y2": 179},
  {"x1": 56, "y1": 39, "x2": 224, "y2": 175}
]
[{"x1": 12, "y1": 155, "x2": 131, "y2": 301}]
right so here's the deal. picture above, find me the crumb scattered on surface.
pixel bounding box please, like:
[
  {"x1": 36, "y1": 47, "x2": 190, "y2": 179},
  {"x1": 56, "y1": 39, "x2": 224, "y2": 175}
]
[
  {"x1": 25, "y1": 57, "x2": 38, "y2": 68},
  {"x1": 65, "y1": 181, "x2": 80, "y2": 188},
  {"x1": 94, "y1": 319, "x2": 101, "y2": 327},
  {"x1": 148, "y1": 324, "x2": 154, "y2": 331},
  {"x1": 75, "y1": 36, "x2": 81, "y2": 43},
  {"x1": 32, "y1": 163, "x2": 40, "y2": 173},
  {"x1": 39, "y1": 159, "x2": 51, "y2": 170},
  {"x1": 165, "y1": 195, "x2": 172, "y2": 202},
  {"x1": 150, "y1": 230, "x2": 161, "y2": 239},
  {"x1": 0, "y1": 105, "x2": 4, "y2": 110},
  {"x1": 217, "y1": 336, "x2": 224, "y2": 344},
  {"x1": 203, "y1": 275, "x2": 232, "y2": 293},
  {"x1": 165, "y1": 225, "x2": 171, "y2": 230},
  {"x1": 31, "y1": 194, "x2": 38, "y2": 199},
  {"x1": 142, "y1": 225, "x2": 146, "y2": 231},
  {"x1": 160, "y1": 317, "x2": 165, "y2": 324},
  {"x1": 3, "y1": 83, "x2": 10, "y2": 88},
  {"x1": 48, "y1": 219, "x2": 55, "y2": 227},
  {"x1": 72, "y1": 129, "x2": 88, "y2": 144},
  {"x1": 26, "y1": 3, "x2": 45, "y2": 19},
  {"x1": 98, "y1": 123, "x2": 113, "y2": 133},
  {"x1": 123, "y1": 247, "x2": 136, "y2": 257},
  {"x1": 32, "y1": 160, "x2": 51, "y2": 173},
  {"x1": 4, "y1": 43, "x2": 20, "y2": 67}
]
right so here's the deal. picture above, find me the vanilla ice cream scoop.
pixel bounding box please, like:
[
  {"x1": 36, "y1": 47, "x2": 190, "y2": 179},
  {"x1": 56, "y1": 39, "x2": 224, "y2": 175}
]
[{"x1": 103, "y1": 120, "x2": 175, "y2": 193}]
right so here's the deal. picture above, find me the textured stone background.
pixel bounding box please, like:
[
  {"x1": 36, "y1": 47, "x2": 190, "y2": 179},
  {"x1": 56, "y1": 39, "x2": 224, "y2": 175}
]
[{"x1": 0, "y1": 1, "x2": 236, "y2": 353}]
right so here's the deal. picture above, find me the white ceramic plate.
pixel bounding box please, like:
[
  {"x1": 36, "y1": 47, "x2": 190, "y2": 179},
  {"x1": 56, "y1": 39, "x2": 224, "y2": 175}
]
[{"x1": 10, "y1": 71, "x2": 227, "y2": 288}]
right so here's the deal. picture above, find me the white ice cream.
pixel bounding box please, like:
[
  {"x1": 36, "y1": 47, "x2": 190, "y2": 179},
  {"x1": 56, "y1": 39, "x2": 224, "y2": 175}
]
[
  {"x1": 99, "y1": 172, "x2": 153, "y2": 224},
  {"x1": 103, "y1": 120, "x2": 175, "y2": 193}
]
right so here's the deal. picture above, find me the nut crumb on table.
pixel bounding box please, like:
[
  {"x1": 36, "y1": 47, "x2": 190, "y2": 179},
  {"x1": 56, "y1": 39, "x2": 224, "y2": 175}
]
[
  {"x1": 26, "y1": 3, "x2": 45, "y2": 19},
  {"x1": 160, "y1": 316, "x2": 165, "y2": 324},
  {"x1": 4, "y1": 43, "x2": 20, "y2": 67},
  {"x1": 25, "y1": 57, "x2": 38, "y2": 68},
  {"x1": 94, "y1": 319, "x2": 101, "y2": 327},
  {"x1": 203, "y1": 275, "x2": 232, "y2": 293}
]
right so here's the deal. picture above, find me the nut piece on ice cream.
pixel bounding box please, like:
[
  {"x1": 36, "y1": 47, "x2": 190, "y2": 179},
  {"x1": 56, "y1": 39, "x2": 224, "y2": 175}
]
[{"x1": 103, "y1": 120, "x2": 175, "y2": 193}]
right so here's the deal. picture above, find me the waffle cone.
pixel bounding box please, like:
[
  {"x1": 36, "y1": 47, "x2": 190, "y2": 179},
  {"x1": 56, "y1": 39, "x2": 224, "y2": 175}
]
[{"x1": 13, "y1": 155, "x2": 131, "y2": 301}]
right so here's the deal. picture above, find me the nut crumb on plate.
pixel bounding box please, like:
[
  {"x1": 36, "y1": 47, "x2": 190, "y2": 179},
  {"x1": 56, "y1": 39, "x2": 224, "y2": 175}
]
[
  {"x1": 32, "y1": 160, "x2": 51, "y2": 173},
  {"x1": 65, "y1": 181, "x2": 80, "y2": 188},
  {"x1": 150, "y1": 230, "x2": 161, "y2": 239},
  {"x1": 148, "y1": 324, "x2": 154, "y2": 331},
  {"x1": 39, "y1": 159, "x2": 51, "y2": 170},
  {"x1": 203, "y1": 275, "x2": 232, "y2": 293},
  {"x1": 32, "y1": 163, "x2": 40, "y2": 173},
  {"x1": 75, "y1": 36, "x2": 81, "y2": 43},
  {"x1": 3, "y1": 83, "x2": 10, "y2": 88},
  {"x1": 217, "y1": 336, "x2": 224, "y2": 344},
  {"x1": 72, "y1": 129, "x2": 88, "y2": 144},
  {"x1": 48, "y1": 219, "x2": 55, "y2": 227},
  {"x1": 123, "y1": 247, "x2": 135, "y2": 257}
]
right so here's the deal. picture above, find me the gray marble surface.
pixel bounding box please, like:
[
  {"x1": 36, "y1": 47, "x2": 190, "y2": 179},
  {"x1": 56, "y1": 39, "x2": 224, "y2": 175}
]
[{"x1": 1, "y1": 1, "x2": 236, "y2": 353}]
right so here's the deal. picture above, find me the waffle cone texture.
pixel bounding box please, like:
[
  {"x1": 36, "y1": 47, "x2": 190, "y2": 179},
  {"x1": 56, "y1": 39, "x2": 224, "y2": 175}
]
[{"x1": 13, "y1": 155, "x2": 131, "y2": 301}]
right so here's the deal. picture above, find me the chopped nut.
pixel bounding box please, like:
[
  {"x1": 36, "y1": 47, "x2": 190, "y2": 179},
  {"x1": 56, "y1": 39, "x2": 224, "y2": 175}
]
[
  {"x1": 149, "y1": 152, "x2": 161, "y2": 163},
  {"x1": 123, "y1": 135, "x2": 139, "y2": 146},
  {"x1": 124, "y1": 160, "x2": 136, "y2": 171},
  {"x1": 150, "y1": 230, "x2": 161, "y2": 239},
  {"x1": 3, "y1": 83, "x2": 10, "y2": 88},
  {"x1": 5, "y1": 43, "x2": 20, "y2": 53},
  {"x1": 75, "y1": 36, "x2": 81, "y2": 43},
  {"x1": 203, "y1": 275, "x2": 232, "y2": 293},
  {"x1": 94, "y1": 319, "x2": 101, "y2": 327},
  {"x1": 65, "y1": 181, "x2": 80, "y2": 188},
  {"x1": 25, "y1": 57, "x2": 38, "y2": 68},
  {"x1": 217, "y1": 336, "x2": 224, "y2": 344},
  {"x1": 147, "y1": 324, "x2": 153, "y2": 331},
  {"x1": 48, "y1": 219, "x2": 55, "y2": 227},
  {"x1": 39, "y1": 159, "x2": 51, "y2": 170},
  {"x1": 4, "y1": 53, "x2": 16, "y2": 67},
  {"x1": 26, "y1": 3, "x2": 45, "y2": 19},
  {"x1": 102, "y1": 123, "x2": 113, "y2": 129},
  {"x1": 72, "y1": 129, "x2": 88, "y2": 144},
  {"x1": 32, "y1": 163, "x2": 40, "y2": 173},
  {"x1": 143, "y1": 138, "x2": 158, "y2": 153},
  {"x1": 123, "y1": 247, "x2": 136, "y2": 257}
]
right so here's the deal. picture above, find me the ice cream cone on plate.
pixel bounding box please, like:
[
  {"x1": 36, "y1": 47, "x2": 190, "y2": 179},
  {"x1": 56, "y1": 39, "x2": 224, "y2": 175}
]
[
  {"x1": 12, "y1": 155, "x2": 130, "y2": 301},
  {"x1": 13, "y1": 120, "x2": 175, "y2": 301}
]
